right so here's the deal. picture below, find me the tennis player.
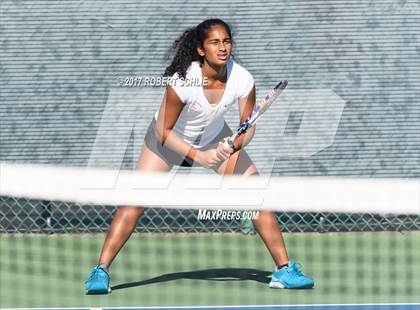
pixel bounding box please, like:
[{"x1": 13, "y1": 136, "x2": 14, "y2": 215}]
[{"x1": 85, "y1": 19, "x2": 314, "y2": 294}]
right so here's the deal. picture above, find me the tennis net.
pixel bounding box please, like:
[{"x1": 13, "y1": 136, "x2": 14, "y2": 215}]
[{"x1": 0, "y1": 163, "x2": 419, "y2": 308}]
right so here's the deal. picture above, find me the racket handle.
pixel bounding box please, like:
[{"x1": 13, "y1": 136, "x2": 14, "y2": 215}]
[
  {"x1": 223, "y1": 135, "x2": 238, "y2": 152},
  {"x1": 223, "y1": 138, "x2": 234, "y2": 148},
  {"x1": 224, "y1": 134, "x2": 237, "y2": 148}
]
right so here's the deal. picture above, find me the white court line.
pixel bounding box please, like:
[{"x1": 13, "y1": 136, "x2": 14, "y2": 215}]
[{"x1": 2, "y1": 303, "x2": 419, "y2": 310}]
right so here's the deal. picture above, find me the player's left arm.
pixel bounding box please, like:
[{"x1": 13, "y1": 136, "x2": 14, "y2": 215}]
[
  {"x1": 216, "y1": 85, "x2": 256, "y2": 160},
  {"x1": 216, "y1": 85, "x2": 256, "y2": 159},
  {"x1": 234, "y1": 85, "x2": 256, "y2": 151}
]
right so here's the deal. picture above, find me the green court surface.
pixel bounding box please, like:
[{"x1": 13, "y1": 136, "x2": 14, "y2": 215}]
[{"x1": 0, "y1": 232, "x2": 418, "y2": 308}]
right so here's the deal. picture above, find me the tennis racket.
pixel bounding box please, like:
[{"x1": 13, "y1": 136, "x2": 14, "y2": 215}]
[{"x1": 224, "y1": 80, "x2": 288, "y2": 149}]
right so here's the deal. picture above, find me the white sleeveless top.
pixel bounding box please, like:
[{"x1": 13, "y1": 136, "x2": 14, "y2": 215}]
[{"x1": 155, "y1": 59, "x2": 254, "y2": 148}]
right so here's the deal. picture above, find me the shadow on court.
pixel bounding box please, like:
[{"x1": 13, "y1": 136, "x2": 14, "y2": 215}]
[{"x1": 111, "y1": 268, "x2": 271, "y2": 291}]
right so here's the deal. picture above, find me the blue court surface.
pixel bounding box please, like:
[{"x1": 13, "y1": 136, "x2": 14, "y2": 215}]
[
  {"x1": 37, "y1": 304, "x2": 419, "y2": 310},
  {"x1": 104, "y1": 306, "x2": 420, "y2": 310},
  {"x1": 100, "y1": 306, "x2": 420, "y2": 310}
]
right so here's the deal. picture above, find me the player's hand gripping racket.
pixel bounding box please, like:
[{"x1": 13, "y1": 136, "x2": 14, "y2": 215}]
[{"x1": 224, "y1": 80, "x2": 288, "y2": 150}]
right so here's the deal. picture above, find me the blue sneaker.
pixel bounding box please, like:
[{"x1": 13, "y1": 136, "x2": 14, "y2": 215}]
[
  {"x1": 85, "y1": 265, "x2": 111, "y2": 294},
  {"x1": 269, "y1": 260, "x2": 314, "y2": 289}
]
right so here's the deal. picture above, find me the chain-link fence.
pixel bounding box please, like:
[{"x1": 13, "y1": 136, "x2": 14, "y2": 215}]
[{"x1": 1, "y1": 196, "x2": 418, "y2": 234}]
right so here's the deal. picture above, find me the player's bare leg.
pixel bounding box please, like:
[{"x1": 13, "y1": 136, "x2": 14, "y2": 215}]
[
  {"x1": 85, "y1": 145, "x2": 171, "y2": 294},
  {"x1": 215, "y1": 149, "x2": 289, "y2": 267},
  {"x1": 98, "y1": 145, "x2": 172, "y2": 269},
  {"x1": 216, "y1": 150, "x2": 314, "y2": 288}
]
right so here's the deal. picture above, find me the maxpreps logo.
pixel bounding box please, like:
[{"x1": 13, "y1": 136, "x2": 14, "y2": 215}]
[{"x1": 197, "y1": 209, "x2": 260, "y2": 221}]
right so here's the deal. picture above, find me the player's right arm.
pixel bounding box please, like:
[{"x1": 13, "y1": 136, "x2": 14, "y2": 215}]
[{"x1": 154, "y1": 85, "x2": 223, "y2": 168}]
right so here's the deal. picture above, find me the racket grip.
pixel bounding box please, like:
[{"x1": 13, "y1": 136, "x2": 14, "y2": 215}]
[
  {"x1": 224, "y1": 136, "x2": 239, "y2": 152},
  {"x1": 224, "y1": 137, "x2": 234, "y2": 148}
]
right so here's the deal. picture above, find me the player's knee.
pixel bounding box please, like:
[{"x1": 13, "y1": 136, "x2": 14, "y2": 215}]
[
  {"x1": 119, "y1": 206, "x2": 145, "y2": 217},
  {"x1": 244, "y1": 165, "x2": 259, "y2": 176}
]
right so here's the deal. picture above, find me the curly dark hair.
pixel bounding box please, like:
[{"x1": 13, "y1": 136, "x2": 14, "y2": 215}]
[{"x1": 163, "y1": 19, "x2": 233, "y2": 79}]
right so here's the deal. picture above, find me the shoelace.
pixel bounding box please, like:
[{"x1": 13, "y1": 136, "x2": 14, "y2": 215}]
[
  {"x1": 85, "y1": 266, "x2": 104, "y2": 284},
  {"x1": 290, "y1": 262, "x2": 304, "y2": 276}
]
